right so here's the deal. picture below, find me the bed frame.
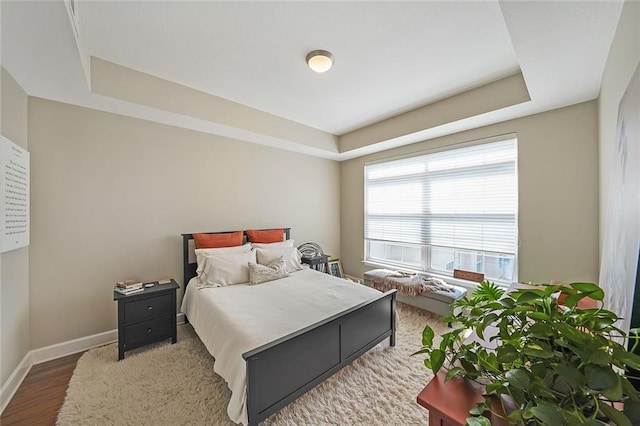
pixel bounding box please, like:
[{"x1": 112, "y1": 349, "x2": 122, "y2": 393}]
[{"x1": 181, "y1": 229, "x2": 397, "y2": 426}]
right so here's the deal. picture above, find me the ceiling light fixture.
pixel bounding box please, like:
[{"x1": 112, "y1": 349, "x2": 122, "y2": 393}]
[{"x1": 306, "y1": 50, "x2": 334, "y2": 73}]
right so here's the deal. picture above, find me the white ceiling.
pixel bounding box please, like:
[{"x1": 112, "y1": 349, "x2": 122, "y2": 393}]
[{"x1": 0, "y1": 1, "x2": 625, "y2": 160}]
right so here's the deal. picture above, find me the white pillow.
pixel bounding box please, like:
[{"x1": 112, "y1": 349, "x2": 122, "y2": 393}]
[
  {"x1": 256, "y1": 246, "x2": 303, "y2": 273},
  {"x1": 252, "y1": 239, "x2": 294, "y2": 249},
  {"x1": 195, "y1": 243, "x2": 252, "y2": 277},
  {"x1": 248, "y1": 256, "x2": 289, "y2": 285},
  {"x1": 200, "y1": 249, "x2": 256, "y2": 287}
]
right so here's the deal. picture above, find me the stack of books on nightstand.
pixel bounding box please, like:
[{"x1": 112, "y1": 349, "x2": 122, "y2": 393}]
[{"x1": 114, "y1": 280, "x2": 144, "y2": 295}]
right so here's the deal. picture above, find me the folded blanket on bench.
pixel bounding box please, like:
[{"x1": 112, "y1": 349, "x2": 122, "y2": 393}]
[{"x1": 367, "y1": 270, "x2": 455, "y2": 297}]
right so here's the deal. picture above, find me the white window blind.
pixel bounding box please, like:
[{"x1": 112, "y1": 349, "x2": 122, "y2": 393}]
[{"x1": 364, "y1": 138, "x2": 518, "y2": 283}]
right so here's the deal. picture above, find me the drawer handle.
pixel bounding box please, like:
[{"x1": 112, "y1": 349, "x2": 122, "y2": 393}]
[
  {"x1": 147, "y1": 306, "x2": 153, "y2": 310},
  {"x1": 147, "y1": 328, "x2": 152, "y2": 333}
]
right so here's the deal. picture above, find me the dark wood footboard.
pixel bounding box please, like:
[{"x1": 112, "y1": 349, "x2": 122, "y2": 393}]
[{"x1": 242, "y1": 289, "x2": 397, "y2": 426}]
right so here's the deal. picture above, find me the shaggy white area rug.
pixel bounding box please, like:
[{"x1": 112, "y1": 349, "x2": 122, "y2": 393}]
[{"x1": 57, "y1": 303, "x2": 447, "y2": 425}]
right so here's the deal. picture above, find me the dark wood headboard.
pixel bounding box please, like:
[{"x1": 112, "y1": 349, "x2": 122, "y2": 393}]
[{"x1": 181, "y1": 228, "x2": 291, "y2": 288}]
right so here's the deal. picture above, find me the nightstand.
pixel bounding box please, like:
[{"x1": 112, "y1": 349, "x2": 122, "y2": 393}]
[
  {"x1": 301, "y1": 254, "x2": 330, "y2": 274},
  {"x1": 113, "y1": 280, "x2": 179, "y2": 360}
]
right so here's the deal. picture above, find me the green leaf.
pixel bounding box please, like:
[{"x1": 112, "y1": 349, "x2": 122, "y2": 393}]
[
  {"x1": 516, "y1": 290, "x2": 544, "y2": 304},
  {"x1": 555, "y1": 323, "x2": 588, "y2": 345},
  {"x1": 411, "y1": 348, "x2": 431, "y2": 356},
  {"x1": 469, "y1": 402, "x2": 486, "y2": 416},
  {"x1": 463, "y1": 350, "x2": 478, "y2": 363},
  {"x1": 599, "y1": 401, "x2": 631, "y2": 426},
  {"x1": 602, "y1": 376, "x2": 624, "y2": 401},
  {"x1": 485, "y1": 302, "x2": 505, "y2": 310},
  {"x1": 528, "y1": 404, "x2": 566, "y2": 425},
  {"x1": 614, "y1": 347, "x2": 640, "y2": 370},
  {"x1": 527, "y1": 311, "x2": 552, "y2": 321},
  {"x1": 585, "y1": 364, "x2": 619, "y2": 391},
  {"x1": 445, "y1": 367, "x2": 463, "y2": 381},
  {"x1": 509, "y1": 388, "x2": 526, "y2": 406},
  {"x1": 527, "y1": 322, "x2": 553, "y2": 338},
  {"x1": 553, "y1": 362, "x2": 585, "y2": 389},
  {"x1": 422, "y1": 326, "x2": 435, "y2": 347},
  {"x1": 496, "y1": 344, "x2": 520, "y2": 364},
  {"x1": 478, "y1": 351, "x2": 501, "y2": 374},
  {"x1": 484, "y1": 382, "x2": 507, "y2": 394},
  {"x1": 571, "y1": 282, "x2": 605, "y2": 300},
  {"x1": 563, "y1": 293, "x2": 581, "y2": 308},
  {"x1": 430, "y1": 349, "x2": 445, "y2": 374},
  {"x1": 522, "y1": 342, "x2": 554, "y2": 359},
  {"x1": 466, "y1": 416, "x2": 491, "y2": 426},
  {"x1": 476, "y1": 313, "x2": 498, "y2": 341},
  {"x1": 460, "y1": 358, "x2": 478, "y2": 377},
  {"x1": 623, "y1": 398, "x2": 640, "y2": 424},
  {"x1": 585, "y1": 347, "x2": 613, "y2": 365},
  {"x1": 471, "y1": 280, "x2": 505, "y2": 301},
  {"x1": 535, "y1": 374, "x2": 560, "y2": 394},
  {"x1": 498, "y1": 319, "x2": 511, "y2": 341},
  {"x1": 506, "y1": 368, "x2": 531, "y2": 390},
  {"x1": 470, "y1": 308, "x2": 484, "y2": 318},
  {"x1": 542, "y1": 371, "x2": 573, "y2": 396},
  {"x1": 500, "y1": 297, "x2": 515, "y2": 309},
  {"x1": 621, "y1": 376, "x2": 640, "y2": 400},
  {"x1": 592, "y1": 317, "x2": 616, "y2": 330},
  {"x1": 531, "y1": 362, "x2": 547, "y2": 378},
  {"x1": 468, "y1": 401, "x2": 486, "y2": 416}
]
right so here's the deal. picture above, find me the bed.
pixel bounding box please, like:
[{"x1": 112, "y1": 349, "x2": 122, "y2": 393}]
[{"x1": 180, "y1": 229, "x2": 397, "y2": 426}]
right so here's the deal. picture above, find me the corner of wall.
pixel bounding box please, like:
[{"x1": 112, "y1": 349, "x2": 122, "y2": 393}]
[{"x1": 0, "y1": 66, "x2": 31, "y2": 403}]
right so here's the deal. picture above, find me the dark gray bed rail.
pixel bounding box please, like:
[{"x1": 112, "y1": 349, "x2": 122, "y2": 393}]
[{"x1": 243, "y1": 289, "x2": 397, "y2": 426}]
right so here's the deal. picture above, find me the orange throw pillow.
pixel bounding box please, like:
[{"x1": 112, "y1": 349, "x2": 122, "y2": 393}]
[
  {"x1": 246, "y1": 229, "x2": 285, "y2": 244},
  {"x1": 193, "y1": 231, "x2": 244, "y2": 249}
]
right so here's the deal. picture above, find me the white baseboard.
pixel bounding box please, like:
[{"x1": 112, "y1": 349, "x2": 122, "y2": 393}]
[
  {"x1": 0, "y1": 328, "x2": 118, "y2": 414},
  {"x1": 1, "y1": 312, "x2": 186, "y2": 414},
  {"x1": 29, "y1": 329, "x2": 119, "y2": 366},
  {"x1": 0, "y1": 352, "x2": 31, "y2": 414}
]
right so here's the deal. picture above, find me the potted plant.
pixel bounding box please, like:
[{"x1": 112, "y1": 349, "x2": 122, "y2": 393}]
[{"x1": 414, "y1": 280, "x2": 640, "y2": 425}]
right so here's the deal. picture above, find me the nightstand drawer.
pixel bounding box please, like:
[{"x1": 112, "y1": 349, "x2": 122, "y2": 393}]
[
  {"x1": 124, "y1": 293, "x2": 172, "y2": 324},
  {"x1": 123, "y1": 315, "x2": 173, "y2": 350}
]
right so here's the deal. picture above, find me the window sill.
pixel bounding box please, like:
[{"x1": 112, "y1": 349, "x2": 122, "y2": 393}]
[{"x1": 361, "y1": 260, "x2": 511, "y2": 292}]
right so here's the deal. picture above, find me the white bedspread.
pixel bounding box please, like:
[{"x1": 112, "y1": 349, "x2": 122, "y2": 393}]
[{"x1": 180, "y1": 268, "x2": 384, "y2": 425}]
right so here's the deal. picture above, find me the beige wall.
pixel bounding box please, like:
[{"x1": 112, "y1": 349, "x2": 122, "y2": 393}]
[
  {"x1": 341, "y1": 101, "x2": 599, "y2": 284},
  {"x1": 91, "y1": 58, "x2": 338, "y2": 154},
  {"x1": 28, "y1": 98, "x2": 340, "y2": 349},
  {"x1": 0, "y1": 67, "x2": 30, "y2": 386},
  {"x1": 339, "y1": 73, "x2": 530, "y2": 153},
  {"x1": 597, "y1": 1, "x2": 640, "y2": 318}
]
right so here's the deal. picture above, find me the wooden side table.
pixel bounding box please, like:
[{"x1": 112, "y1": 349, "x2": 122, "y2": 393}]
[
  {"x1": 417, "y1": 371, "x2": 486, "y2": 426},
  {"x1": 301, "y1": 254, "x2": 330, "y2": 273},
  {"x1": 113, "y1": 280, "x2": 179, "y2": 360}
]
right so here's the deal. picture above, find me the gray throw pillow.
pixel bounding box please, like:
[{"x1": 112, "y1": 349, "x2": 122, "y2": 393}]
[{"x1": 248, "y1": 255, "x2": 289, "y2": 285}]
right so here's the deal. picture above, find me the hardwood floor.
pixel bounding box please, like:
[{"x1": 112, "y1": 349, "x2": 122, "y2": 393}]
[{"x1": 1, "y1": 352, "x2": 84, "y2": 426}]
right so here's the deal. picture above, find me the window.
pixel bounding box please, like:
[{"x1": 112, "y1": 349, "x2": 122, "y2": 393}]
[{"x1": 364, "y1": 138, "x2": 518, "y2": 284}]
